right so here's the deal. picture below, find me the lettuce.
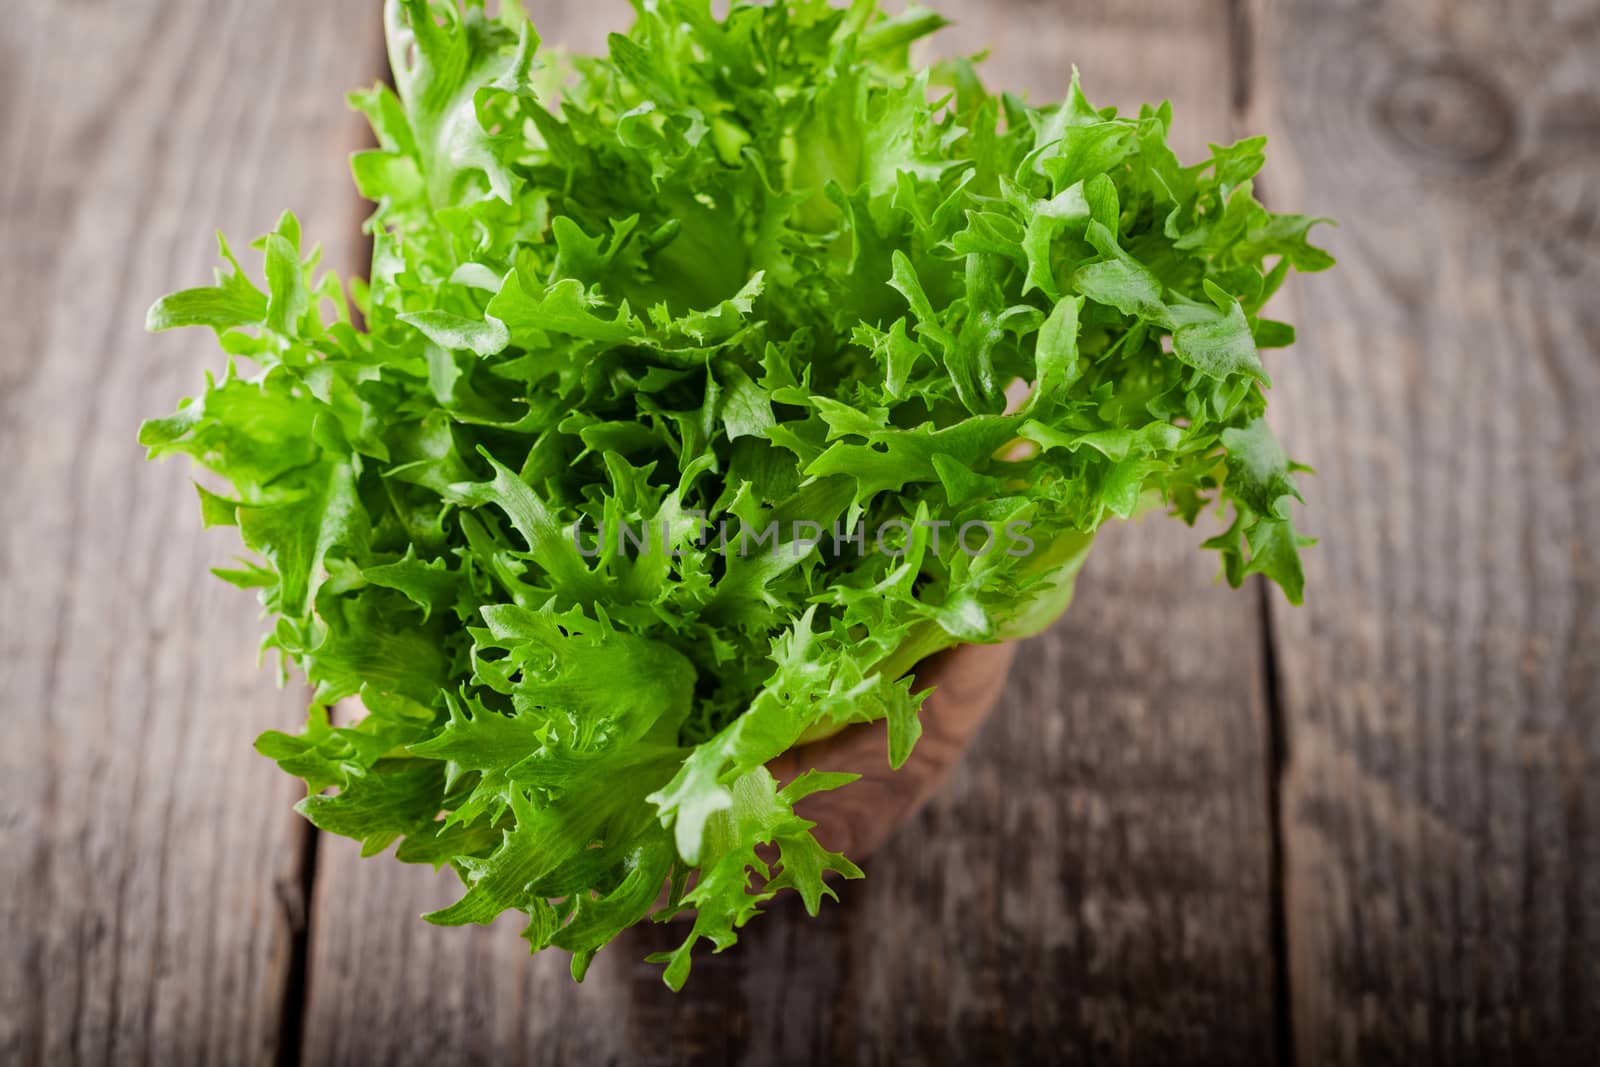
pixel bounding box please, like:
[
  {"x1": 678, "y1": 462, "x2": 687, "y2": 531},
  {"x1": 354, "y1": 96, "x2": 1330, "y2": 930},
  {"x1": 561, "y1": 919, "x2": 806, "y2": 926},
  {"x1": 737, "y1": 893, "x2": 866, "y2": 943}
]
[{"x1": 142, "y1": 0, "x2": 1331, "y2": 989}]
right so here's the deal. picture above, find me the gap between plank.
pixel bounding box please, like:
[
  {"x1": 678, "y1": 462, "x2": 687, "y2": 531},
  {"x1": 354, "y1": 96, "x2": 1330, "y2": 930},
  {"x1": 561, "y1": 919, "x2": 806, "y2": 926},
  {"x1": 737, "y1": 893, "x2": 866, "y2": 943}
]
[
  {"x1": 1227, "y1": 0, "x2": 1295, "y2": 1061},
  {"x1": 275, "y1": 817, "x2": 321, "y2": 1067},
  {"x1": 274, "y1": 25, "x2": 387, "y2": 1059},
  {"x1": 1257, "y1": 579, "x2": 1296, "y2": 1067},
  {"x1": 1226, "y1": 0, "x2": 1256, "y2": 119}
]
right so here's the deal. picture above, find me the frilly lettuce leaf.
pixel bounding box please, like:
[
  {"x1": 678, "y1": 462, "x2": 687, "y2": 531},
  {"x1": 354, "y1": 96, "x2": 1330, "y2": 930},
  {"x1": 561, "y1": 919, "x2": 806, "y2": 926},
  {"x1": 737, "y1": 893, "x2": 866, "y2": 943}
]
[{"x1": 143, "y1": 0, "x2": 1330, "y2": 989}]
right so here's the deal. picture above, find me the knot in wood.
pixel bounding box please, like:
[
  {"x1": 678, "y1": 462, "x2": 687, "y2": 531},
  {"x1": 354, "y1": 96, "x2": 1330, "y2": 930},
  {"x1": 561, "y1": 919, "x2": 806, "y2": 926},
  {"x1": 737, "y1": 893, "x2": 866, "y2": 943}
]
[{"x1": 1377, "y1": 60, "x2": 1516, "y2": 173}]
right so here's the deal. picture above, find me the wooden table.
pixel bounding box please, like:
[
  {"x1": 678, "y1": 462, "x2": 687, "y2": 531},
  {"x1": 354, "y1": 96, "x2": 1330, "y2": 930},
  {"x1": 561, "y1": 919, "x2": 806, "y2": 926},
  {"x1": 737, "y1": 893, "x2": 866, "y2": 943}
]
[{"x1": 3, "y1": 1, "x2": 1596, "y2": 1063}]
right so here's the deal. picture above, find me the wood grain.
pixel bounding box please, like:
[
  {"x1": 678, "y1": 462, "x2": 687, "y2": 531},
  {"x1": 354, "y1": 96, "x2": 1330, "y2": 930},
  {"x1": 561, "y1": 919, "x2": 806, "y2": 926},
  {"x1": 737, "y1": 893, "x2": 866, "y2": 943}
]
[
  {"x1": 1245, "y1": 0, "x2": 1600, "y2": 1062},
  {"x1": 0, "y1": 3, "x2": 381, "y2": 1064},
  {"x1": 296, "y1": 3, "x2": 1282, "y2": 1065}
]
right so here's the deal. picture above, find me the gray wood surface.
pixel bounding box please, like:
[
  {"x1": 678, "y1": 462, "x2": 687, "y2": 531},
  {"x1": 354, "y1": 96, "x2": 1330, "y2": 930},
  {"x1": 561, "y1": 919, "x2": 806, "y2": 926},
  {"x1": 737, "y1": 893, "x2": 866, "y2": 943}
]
[
  {"x1": 2, "y1": 0, "x2": 1597, "y2": 1065},
  {"x1": 1246, "y1": 0, "x2": 1600, "y2": 1062},
  {"x1": 0, "y1": 2, "x2": 382, "y2": 1065}
]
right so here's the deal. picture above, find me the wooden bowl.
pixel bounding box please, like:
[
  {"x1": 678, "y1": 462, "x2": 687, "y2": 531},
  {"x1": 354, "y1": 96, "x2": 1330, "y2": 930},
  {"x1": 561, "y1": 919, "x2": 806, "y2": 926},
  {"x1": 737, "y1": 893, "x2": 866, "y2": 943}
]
[{"x1": 765, "y1": 640, "x2": 1018, "y2": 860}]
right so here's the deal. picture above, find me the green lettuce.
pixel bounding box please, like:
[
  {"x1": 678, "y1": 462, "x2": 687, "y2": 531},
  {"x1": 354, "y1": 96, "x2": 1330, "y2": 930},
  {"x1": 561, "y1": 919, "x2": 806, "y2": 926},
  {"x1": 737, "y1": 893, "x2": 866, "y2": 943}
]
[{"x1": 142, "y1": 0, "x2": 1330, "y2": 988}]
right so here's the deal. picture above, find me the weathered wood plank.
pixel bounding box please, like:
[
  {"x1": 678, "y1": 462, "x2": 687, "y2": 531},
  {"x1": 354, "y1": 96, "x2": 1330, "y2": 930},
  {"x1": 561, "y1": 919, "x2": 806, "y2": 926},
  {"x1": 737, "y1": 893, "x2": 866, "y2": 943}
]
[
  {"x1": 1246, "y1": 0, "x2": 1600, "y2": 1061},
  {"x1": 0, "y1": 3, "x2": 382, "y2": 1064},
  {"x1": 298, "y1": 3, "x2": 1282, "y2": 1065}
]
